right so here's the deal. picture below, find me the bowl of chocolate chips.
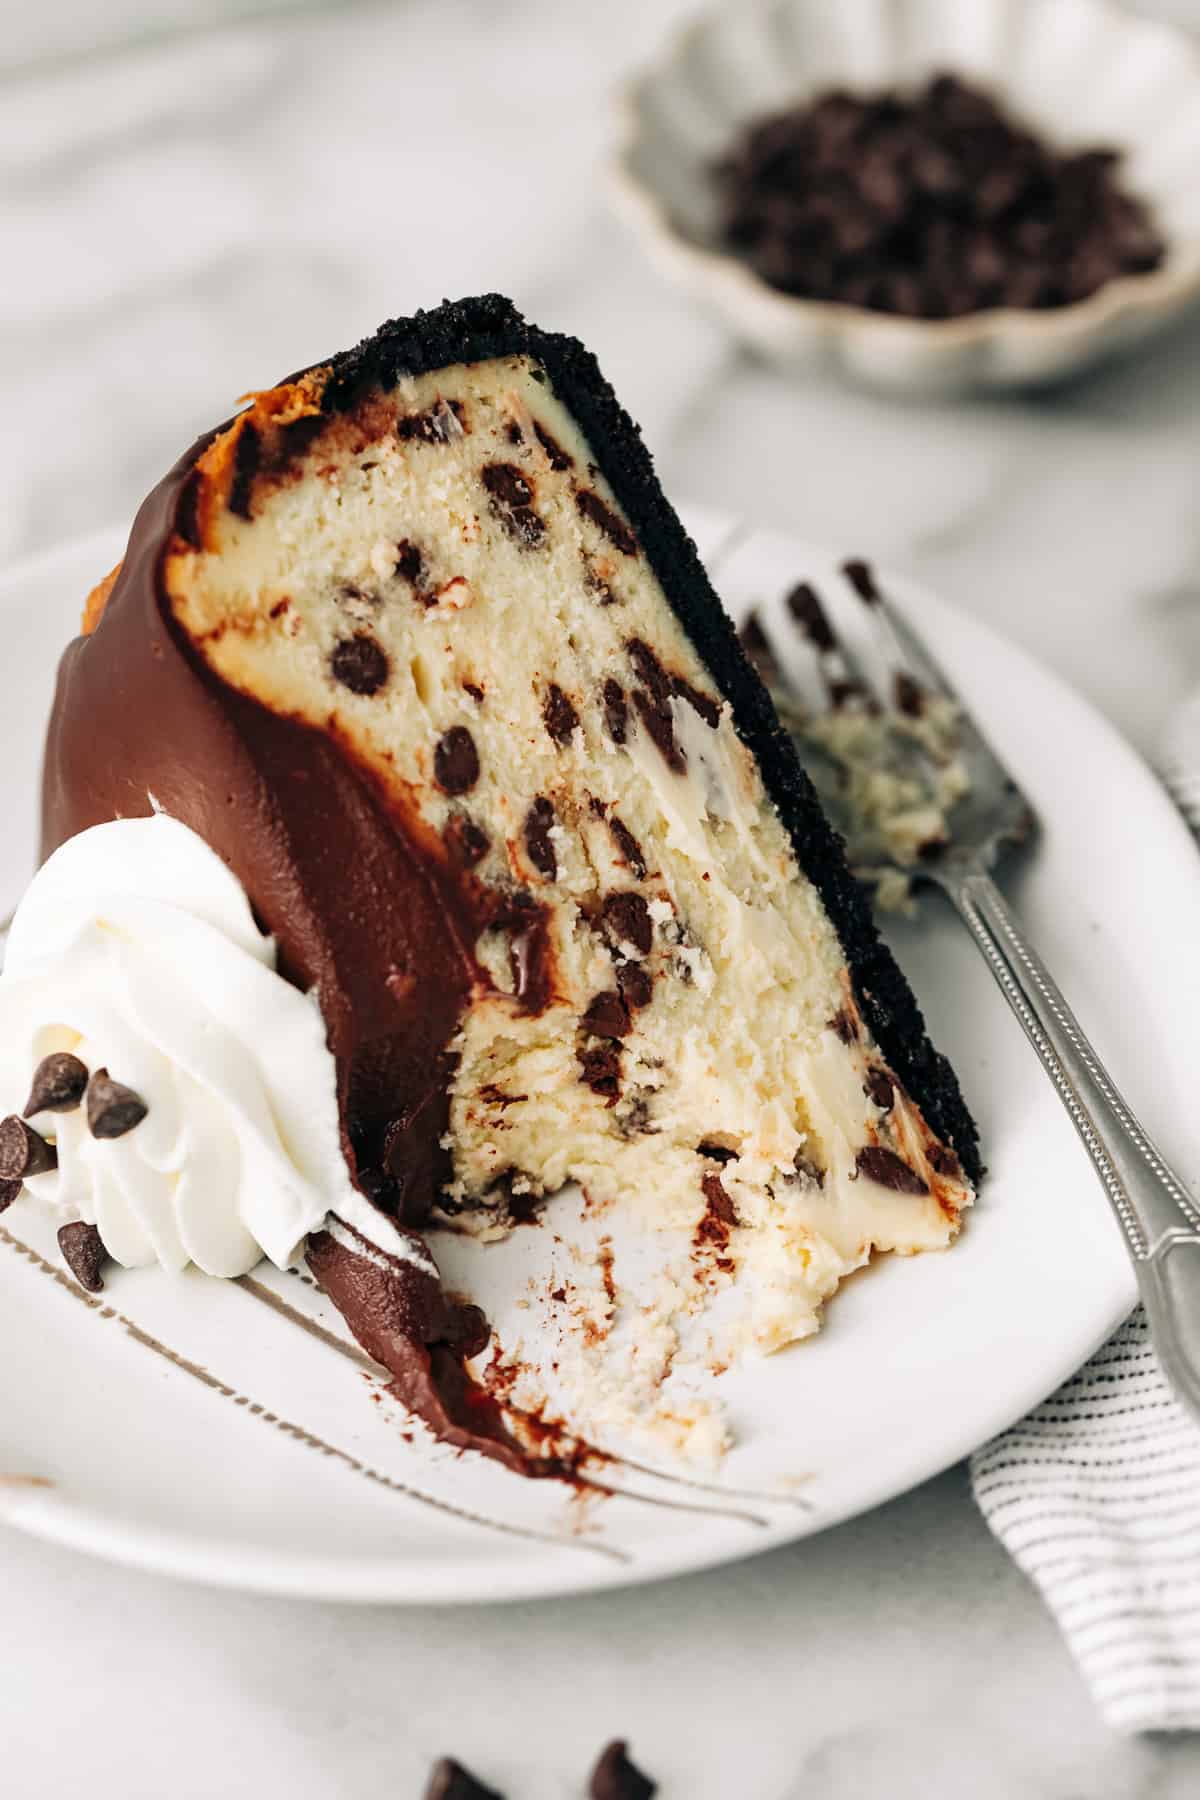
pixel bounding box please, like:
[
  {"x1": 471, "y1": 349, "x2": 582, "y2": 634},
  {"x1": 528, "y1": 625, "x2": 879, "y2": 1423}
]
[{"x1": 611, "y1": 0, "x2": 1200, "y2": 392}]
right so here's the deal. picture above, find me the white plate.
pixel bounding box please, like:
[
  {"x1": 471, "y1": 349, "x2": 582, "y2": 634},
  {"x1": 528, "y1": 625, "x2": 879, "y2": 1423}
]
[{"x1": 2, "y1": 511, "x2": 1195, "y2": 1606}]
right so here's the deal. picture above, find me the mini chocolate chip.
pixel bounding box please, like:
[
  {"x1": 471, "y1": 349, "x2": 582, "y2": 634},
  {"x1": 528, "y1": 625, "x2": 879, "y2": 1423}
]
[
  {"x1": 331, "y1": 633, "x2": 389, "y2": 696},
  {"x1": 698, "y1": 1141, "x2": 737, "y2": 1164},
  {"x1": 579, "y1": 1042, "x2": 622, "y2": 1103},
  {"x1": 523, "y1": 797, "x2": 558, "y2": 881},
  {"x1": 829, "y1": 1008, "x2": 857, "y2": 1044},
  {"x1": 701, "y1": 1171, "x2": 738, "y2": 1227},
  {"x1": 602, "y1": 891, "x2": 653, "y2": 957},
  {"x1": 673, "y1": 677, "x2": 720, "y2": 728},
  {"x1": 397, "y1": 398, "x2": 464, "y2": 444},
  {"x1": 793, "y1": 1152, "x2": 825, "y2": 1188},
  {"x1": 228, "y1": 421, "x2": 260, "y2": 521},
  {"x1": 585, "y1": 563, "x2": 619, "y2": 606},
  {"x1": 462, "y1": 681, "x2": 484, "y2": 704},
  {"x1": 603, "y1": 679, "x2": 628, "y2": 744},
  {"x1": 616, "y1": 961, "x2": 653, "y2": 1010},
  {"x1": 444, "y1": 812, "x2": 490, "y2": 867},
  {"x1": 24, "y1": 1052, "x2": 89, "y2": 1117},
  {"x1": 58, "y1": 1221, "x2": 107, "y2": 1293},
  {"x1": 632, "y1": 690, "x2": 685, "y2": 774},
  {"x1": 483, "y1": 462, "x2": 533, "y2": 507},
  {"x1": 590, "y1": 1739, "x2": 657, "y2": 1800},
  {"x1": 843, "y1": 558, "x2": 881, "y2": 604},
  {"x1": 856, "y1": 1145, "x2": 929, "y2": 1194},
  {"x1": 534, "y1": 421, "x2": 573, "y2": 470},
  {"x1": 608, "y1": 816, "x2": 646, "y2": 880},
  {"x1": 626, "y1": 638, "x2": 671, "y2": 702},
  {"x1": 576, "y1": 488, "x2": 638, "y2": 556},
  {"x1": 86, "y1": 1071, "x2": 149, "y2": 1140},
  {"x1": 865, "y1": 1067, "x2": 895, "y2": 1111},
  {"x1": 582, "y1": 991, "x2": 632, "y2": 1039},
  {"x1": 482, "y1": 462, "x2": 544, "y2": 547},
  {"x1": 424, "y1": 1756, "x2": 503, "y2": 1800},
  {"x1": 928, "y1": 1142, "x2": 963, "y2": 1181},
  {"x1": 505, "y1": 419, "x2": 524, "y2": 444},
  {"x1": 434, "y1": 726, "x2": 480, "y2": 795},
  {"x1": 894, "y1": 672, "x2": 925, "y2": 717},
  {"x1": 0, "y1": 1116, "x2": 57, "y2": 1180},
  {"x1": 787, "y1": 582, "x2": 836, "y2": 651},
  {"x1": 0, "y1": 1179, "x2": 21, "y2": 1214},
  {"x1": 542, "y1": 683, "x2": 579, "y2": 746},
  {"x1": 395, "y1": 538, "x2": 426, "y2": 587}
]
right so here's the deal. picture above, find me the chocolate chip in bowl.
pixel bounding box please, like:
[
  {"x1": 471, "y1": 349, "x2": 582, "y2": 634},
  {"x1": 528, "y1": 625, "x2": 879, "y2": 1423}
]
[
  {"x1": 713, "y1": 73, "x2": 1165, "y2": 321},
  {"x1": 611, "y1": 0, "x2": 1200, "y2": 390}
]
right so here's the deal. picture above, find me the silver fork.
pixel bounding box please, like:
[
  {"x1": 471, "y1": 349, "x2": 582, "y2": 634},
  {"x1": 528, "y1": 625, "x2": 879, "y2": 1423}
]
[{"x1": 752, "y1": 564, "x2": 1200, "y2": 1426}]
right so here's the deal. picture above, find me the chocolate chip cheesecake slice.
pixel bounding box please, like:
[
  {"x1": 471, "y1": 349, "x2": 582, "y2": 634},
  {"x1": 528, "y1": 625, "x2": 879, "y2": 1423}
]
[{"x1": 44, "y1": 295, "x2": 978, "y2": 1456}]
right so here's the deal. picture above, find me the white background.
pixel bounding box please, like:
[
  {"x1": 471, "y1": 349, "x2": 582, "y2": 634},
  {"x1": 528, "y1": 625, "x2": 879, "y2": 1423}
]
[{"x1": 4, "y1": 1, "x2": 1200, "y2": 1793}]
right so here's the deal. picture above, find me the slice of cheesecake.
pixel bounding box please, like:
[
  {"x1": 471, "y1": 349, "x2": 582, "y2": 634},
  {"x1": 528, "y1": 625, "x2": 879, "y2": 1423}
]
[{"x1": 44, "y1": 295, "x2": 978, "y2": 1453}]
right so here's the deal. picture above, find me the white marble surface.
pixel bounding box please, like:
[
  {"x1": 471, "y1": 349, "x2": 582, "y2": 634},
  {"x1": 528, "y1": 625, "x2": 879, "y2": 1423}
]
[{"x1": 5, "y1": 1, "x2": 1200, "y2": 1793}]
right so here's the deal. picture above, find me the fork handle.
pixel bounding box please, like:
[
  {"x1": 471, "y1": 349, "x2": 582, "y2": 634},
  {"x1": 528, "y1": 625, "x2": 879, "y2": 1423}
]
[{"x1": 947, "y1": 869, "x2": 1200, "y2": 1422}]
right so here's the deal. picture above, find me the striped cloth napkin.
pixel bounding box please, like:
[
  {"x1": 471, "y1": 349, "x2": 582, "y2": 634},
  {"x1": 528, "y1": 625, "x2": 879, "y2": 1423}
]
[{"x1": 970, "y1": 688, "x2": 1200, "y2": 1734}]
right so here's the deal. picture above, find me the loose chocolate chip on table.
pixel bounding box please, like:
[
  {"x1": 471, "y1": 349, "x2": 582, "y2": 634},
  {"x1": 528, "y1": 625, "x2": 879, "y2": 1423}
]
[
  {"x1": 576, "y1": 488, "x2": 638, "y2": 556},
  {"x1": 481, "y1": 462, "x2": 545, "y2": 547},
  {"x1": 0, "y1": 1179, "x2": 22, "y2": 1215},
  {"x1": 533, "y1": 420, "x2": 573, "y2": 470},
  {"x1": 434, "y1": 725, "x2": 481, "y2": 795},
  {"x1": 603, "y1": 678, "x2": 628, "y2": 745},
  {"x1": 330, "y1": 633, "x2": 390, "y2": 696},
  {"x1": 582, "y1": 990, "x2": 632, "y2": 1039},
  {"x1": 444, "y1": 813, "x2": 490, "y2": 867},
  {"x1": 855, "y1": 1144, "x2": 929, "y2": 1195},
  {"x1": 787, "y1": 582, "x2": 836, "y2": 651},
  {"x1": 523, "y1": 796, "x2": 558, "y2": 881},
  {"x1": 590, "y1": 1738, "x2": 658, "y2": 1800},
  {"x1": 0, "y1": 1115, "x2": 57, "y2": 1180},
  {"x1": 542, "y1": 682, "x2": 580, "y2": 746},
  {"x1": 86, "y1": 1070, "x2": 149, "y2": 1140},
  {"x1": 865, "y1": 1067, "x2": 895, "y2": 1111},
  {"x1": 58, "y1": 1221, "x2": 107, "y2": 1294},
  {"x1": 607, "y1": 815, "x2": 646, "y2": 880},
  {"x1": 843, "y1": 558, "x2": 880, "y2": 603},
  {"x1": 424, "y1": 1756, "x2": 504, "y2": 1800},
  {"x1": 616, "y1": 961, "x2": 653, "y2": 1010},
  {"x1": 579, "y1": 1042, "x2": 622, "y2": 1103},
  {"x1": 602, "y1": 891, "x2": 653, "y2": 958},
  {"x1": 24, "y1": 1052, "x2": 89, "y2": 1117}
]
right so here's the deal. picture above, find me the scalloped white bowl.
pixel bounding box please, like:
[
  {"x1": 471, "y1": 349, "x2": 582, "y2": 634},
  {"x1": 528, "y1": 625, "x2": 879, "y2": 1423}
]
[{"x1": 611, "y1": 0, "x2": 1200, "y2": 393}]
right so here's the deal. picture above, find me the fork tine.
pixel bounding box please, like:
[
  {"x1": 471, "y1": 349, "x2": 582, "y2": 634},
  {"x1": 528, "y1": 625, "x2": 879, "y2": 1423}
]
[
  {"x1": 747, "y1": 575, "x2": 884, "y2": 717},
  {"x1": 841, "y1": 558, "x2": 961, "y2": 715}
]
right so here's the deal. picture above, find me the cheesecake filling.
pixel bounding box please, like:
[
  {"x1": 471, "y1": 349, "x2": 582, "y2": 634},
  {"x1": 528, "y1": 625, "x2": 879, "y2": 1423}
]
[{"x1": 165, "y1": 353, "x2": 971, "y2": 1372}]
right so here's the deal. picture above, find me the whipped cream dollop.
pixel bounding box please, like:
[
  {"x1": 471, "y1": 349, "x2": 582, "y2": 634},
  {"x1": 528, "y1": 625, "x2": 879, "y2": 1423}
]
[{"x1": 0, "y1": 813, "x2": 429, "y2": 1279}]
